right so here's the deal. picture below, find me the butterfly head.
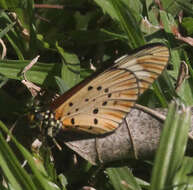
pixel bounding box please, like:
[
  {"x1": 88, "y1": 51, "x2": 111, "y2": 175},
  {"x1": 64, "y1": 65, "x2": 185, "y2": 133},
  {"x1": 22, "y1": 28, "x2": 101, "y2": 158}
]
[{"x1": 30, "y1": 109, "x2": 63, "y2": 138}]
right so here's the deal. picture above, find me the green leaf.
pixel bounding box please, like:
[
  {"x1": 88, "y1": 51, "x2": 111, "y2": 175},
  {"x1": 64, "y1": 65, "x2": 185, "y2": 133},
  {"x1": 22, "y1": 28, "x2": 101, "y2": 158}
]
[
  {"x1": 152, "y1": 80, "x2": 168, "y2": 107},
  {"x1": 56, "y1": 42, "x2": 81, "y2": 88},
  {"x1": 173, "y1": 157, "x2": 193, "y2": 189},
  {"x1": 169, "y1": 49, "x2": 193, "y2": 106},
  {"x1": 0, "y1": 121, "x2": 60, "y2": 190},
  {"x1": 58, "y1": 174, "x2": 68, "y2": 190},
  {"x1": 94, "y1": 0, "x2": 119, "y2": 20},
  {"x1": 0, "y1": 21, "x2": 15, "y2": 38},
  {"x1": 0, "y1": 59, "x2": 55, "y2": 85},
  {"x1": 175, "y1": 0, "x2": 193, "y2": 17},
  {"x1": 54, "y1": 76, "x2": 69, "y2": 94},
  {"x1": 145, "y1": 0, "x2": 159, "y2": 25},
  {"x1": 0, "y1": 0, "x2": 25, "y2": 9},
  {"x1": 150, "y1": 102, "x2": 191, "y2": 190},
  {"x1": 109, "y1": 0, "x2": 145, "y2": 48},
  {"x1": 181, "y1": 17, "x2": 193, "y2": 35},
  {"x1": 161, "y1": 0, "x2": 192, "y2": 16},
  {"x1": 0, "y1": 123, "x2": 37, "y2": 190},
  {"x1": 94, "y1": 0, "x2": 145, "y2": 48},
  {"x1": 160, "y1": 10, "x2": 177, "y2": 33},
  {"x1": 106, "y1": 167, "x2": 142, "y2": 190}
]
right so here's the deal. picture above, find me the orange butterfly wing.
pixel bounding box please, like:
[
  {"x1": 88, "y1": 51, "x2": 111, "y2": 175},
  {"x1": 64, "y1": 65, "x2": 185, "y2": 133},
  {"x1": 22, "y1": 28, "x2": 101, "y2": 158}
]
[{"x1": 51, "y1": 43, "x2": 169, "y2": 134}]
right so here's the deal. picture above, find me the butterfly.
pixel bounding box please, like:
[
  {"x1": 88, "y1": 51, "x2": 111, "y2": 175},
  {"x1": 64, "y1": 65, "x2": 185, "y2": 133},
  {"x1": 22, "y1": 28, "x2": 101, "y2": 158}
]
[{"x1": 36, "y1": 43, "x2": 169, "y2": 136}]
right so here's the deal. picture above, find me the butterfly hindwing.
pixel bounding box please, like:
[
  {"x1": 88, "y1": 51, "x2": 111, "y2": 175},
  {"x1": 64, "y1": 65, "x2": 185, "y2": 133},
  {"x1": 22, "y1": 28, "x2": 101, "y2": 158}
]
[{"x1": 52, "y1": 43, "x2": 169, "y2": 134}]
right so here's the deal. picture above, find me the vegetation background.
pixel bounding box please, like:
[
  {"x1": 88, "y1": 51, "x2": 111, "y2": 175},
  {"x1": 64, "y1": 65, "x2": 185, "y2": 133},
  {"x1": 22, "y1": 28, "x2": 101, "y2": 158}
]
[{"x1": 0, "y1": 0, "x2": 193, "y2": 189}]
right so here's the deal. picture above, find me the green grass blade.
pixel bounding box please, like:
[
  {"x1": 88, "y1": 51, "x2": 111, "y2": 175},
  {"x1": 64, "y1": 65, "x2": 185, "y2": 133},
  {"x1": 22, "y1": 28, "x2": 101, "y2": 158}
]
[
  {"x1": 0, "y1": 21, "x2": 15, "y2": 38},
  {"x1": 175, "y1": 0, "x2": 193, "y2": 17},
  {"x1": 173, "y1": 157, "x2": 193, "y2": 189},
  {"x1": 0, "y1": 121, "x2": 60, "y2": 190},
  {"x1": 106, "y1": 167, "x2": 142, "y2": 190},
  {"x1": 0, "y1": 123, "x2": 37, "y2": 190},
  {"x1": 0, "y1": 148, "x2": 22, "y2": 190},
  {"x1": 109, "y1": 0, "x2": 145, "y2": 48},
  {"x1": 0, "y1": 60, "x2": 55, "y2": 85},
  {"x1": 150, "y1": 102, "x2": 190, "y2": 190}
]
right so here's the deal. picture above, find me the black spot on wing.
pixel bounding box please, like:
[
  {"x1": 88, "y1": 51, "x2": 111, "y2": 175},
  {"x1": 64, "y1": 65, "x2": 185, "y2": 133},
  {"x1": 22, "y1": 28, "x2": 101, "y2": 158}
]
[
  {"x1": 97, "y1": 86, "x2": 102, "y2": 91},
  {"x1": 104, "y1": 88, "x2": 109, "y2": 93},
  {"x1": 102, "y1": 101, "x2": 107, "y2": 106},
  {"x1": 88, "y1": 86, "x2": 93, "y2": 91},
  {"x1": 108, "y1": 93, "x2": 112, "y2": 98},
  {"x1": 71, "y1": 118, "x2": 75, "y2": 124},
  {"x1": 69, "y1": 102, "x2": 73, "y2": 107},
  {"x1": 94, "y1": 118, "x2": 98, "y2": 125},
  {"x1": 93, "y1": 108, "x2": 99, "y2": 114}
]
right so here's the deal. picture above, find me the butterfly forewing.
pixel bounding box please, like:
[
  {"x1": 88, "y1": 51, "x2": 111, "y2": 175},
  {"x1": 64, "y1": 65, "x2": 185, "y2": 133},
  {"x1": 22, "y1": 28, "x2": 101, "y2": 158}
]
[{"x1": 51, "y1": 43, "x2": 169, "y2": 134}]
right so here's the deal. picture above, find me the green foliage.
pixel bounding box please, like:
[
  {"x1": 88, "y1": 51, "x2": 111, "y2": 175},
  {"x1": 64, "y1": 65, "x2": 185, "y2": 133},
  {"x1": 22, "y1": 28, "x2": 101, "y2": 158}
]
[
  {"x1": 106, "y1": 167, "x2": 143, "y2": 190},
  {"x1": 0, "y1": 121, "x2": 66, "y2": 190},
  {"x1": 0, "y1": 0, "x2": 193, "y2": 189},
  {"x1": 181, "y1": 17, "x2": 193, "y2": 35},
  {"x1": 150, "y1": 102, "x2": 191, "y2": 189}
]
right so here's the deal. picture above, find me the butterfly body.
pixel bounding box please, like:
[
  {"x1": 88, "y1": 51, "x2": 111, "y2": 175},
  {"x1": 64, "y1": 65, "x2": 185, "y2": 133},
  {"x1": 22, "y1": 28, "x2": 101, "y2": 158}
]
[{"x1": 37, "y1": 43, "x2": 170, "y2": 135}]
